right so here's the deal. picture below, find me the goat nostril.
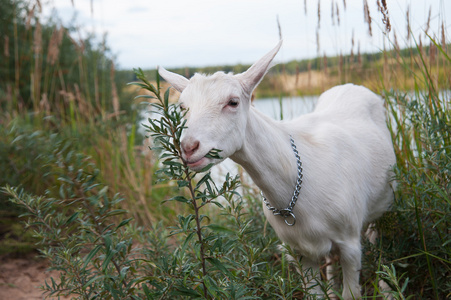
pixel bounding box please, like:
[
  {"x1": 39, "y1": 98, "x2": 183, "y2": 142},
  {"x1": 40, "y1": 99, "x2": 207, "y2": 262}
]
[
  {"x1": 183, "y1": 140, "x2": 200, "y2": 157},
  {"x1": 192, "y1": 141, "x2": 200, "y2": 152}
]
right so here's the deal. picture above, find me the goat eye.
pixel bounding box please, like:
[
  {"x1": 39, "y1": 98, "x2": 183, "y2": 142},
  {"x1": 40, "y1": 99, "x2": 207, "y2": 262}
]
[{"x1": 227, "y1": 98, "x2": 239, "y2": 108}]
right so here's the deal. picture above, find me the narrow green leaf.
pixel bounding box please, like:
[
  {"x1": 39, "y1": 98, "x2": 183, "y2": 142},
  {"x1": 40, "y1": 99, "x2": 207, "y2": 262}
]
[
  {"x1": 99, "y1": 186, "x2": 109, "y2": 196},
  {"x1": 171, "y1": 287, "x2": 201, "y2": 297},
  {"x1": 206, "y1": 257, "x2": 233, "y2": 277},
  {"x1": 102, "y1": 249, "x2": 115, "y2": 272},
  {"x1": 199, "y1": 163, "x2": 215, "y2": 173},
  {"x1": 65, "y1": 211, "x2": 80, "y2": 225},
  {"x1": 83, "y1": 245, "x2": 103, "y2": 268},
  {"x1": 167, "y1": 196, "x2": 189, "y2": 203},
  {"x1": 181, "y1": 231, "x2": 195, "y2": 253},
  {"x1": 105, "y1": 209, "x2": 127, "y2": 217},
  {"x1": 196, "y1": 172, "x2": 212, "y2": 190},
  {"x1": 164, "y1": 88, "x2": 170, "y2": 108},
  {"x1": 83, "y1": 275, "x2": 104, "y2": 289},
  {"x1": 116, "y1": 218, "x2": 133, "y2": 230}
]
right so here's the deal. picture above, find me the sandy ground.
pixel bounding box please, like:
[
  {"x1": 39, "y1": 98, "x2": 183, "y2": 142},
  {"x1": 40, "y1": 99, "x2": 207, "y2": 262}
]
[{"x1": 0, "y1": 254, "x2": 69, "y2": 300}]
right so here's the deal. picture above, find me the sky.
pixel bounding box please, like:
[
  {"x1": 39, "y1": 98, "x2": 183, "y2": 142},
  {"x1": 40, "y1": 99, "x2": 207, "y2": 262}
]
[{"x1": 43, "y1": 0, "x2": 449, "y2": 70}]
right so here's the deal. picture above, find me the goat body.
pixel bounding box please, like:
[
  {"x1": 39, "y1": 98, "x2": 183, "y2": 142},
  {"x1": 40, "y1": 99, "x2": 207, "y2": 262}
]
[{"x1": 158, "y1": 41, "x2": 396, "y2": 299}]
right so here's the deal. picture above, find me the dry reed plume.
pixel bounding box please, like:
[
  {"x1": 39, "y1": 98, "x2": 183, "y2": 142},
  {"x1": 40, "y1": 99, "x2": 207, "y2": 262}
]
[
  {"x1": 47, "y1": 26, "x2": 65, "y2": 65},
  {"x1": 363, "y1": 0, "x2": 372, "y2": 36},
  {"x1": 377, "y1": 0, "x2": 391, "y2": 33}
]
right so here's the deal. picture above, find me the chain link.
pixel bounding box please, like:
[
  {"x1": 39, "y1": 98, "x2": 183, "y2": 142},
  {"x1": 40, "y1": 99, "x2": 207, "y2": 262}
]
[{"x1": 261, "y1": 135, "x2": 303, "y2": 226}]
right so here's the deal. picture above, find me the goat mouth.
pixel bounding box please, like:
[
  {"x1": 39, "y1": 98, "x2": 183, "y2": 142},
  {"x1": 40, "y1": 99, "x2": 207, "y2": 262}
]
[{"x1": 185, "y1": 157, "x2": 208, "y2": 169}]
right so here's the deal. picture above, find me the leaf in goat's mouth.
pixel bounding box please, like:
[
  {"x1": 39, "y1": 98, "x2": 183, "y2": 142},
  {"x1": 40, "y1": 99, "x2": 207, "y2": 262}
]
[{"x1": 205, "y1": 148, "x2": 223, "y2": 159}]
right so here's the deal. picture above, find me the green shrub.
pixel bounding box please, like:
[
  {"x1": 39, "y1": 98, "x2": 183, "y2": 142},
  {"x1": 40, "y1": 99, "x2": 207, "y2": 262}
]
[
  {"x1": 378, "y1": 37, "x2": 451, "y2": 299},
  {"x1": 0, "y1": 121, "x2": 57, "y2": 215}
]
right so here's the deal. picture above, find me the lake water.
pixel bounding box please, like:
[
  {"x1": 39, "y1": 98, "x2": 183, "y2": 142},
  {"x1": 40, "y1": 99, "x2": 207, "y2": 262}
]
[{"x1": 253, "y1": 96, "x2": 318, "y2": 120}]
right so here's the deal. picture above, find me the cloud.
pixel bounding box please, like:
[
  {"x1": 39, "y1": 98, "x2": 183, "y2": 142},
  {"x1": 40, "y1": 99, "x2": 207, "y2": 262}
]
[
  {"x1": 127, "y1": 6, "x2": 149, "y2": 14},
  {"x1": 45, "y1": 0, "x2": 449, "y2": 69}
]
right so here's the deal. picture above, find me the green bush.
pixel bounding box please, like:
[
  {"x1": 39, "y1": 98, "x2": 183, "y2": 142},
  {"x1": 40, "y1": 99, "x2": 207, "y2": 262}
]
[
  {"x1": 378, "y1": 38, "x2": 451, "y2": 299},
  {"x1": 0, "y1": 121, "x2": 57, "y2": 214}
]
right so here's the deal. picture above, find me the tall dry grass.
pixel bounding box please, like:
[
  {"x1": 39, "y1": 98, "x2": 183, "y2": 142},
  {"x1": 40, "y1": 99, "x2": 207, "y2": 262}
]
[{"x1": 0, "y1": 0, "x2": 182, "y2": 228}]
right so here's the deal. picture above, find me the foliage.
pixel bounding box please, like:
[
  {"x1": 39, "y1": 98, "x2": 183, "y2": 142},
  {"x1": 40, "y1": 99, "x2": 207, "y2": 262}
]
[
  {"x1": 377, "y1": 35, "x2": 451, "y2": 299},
  {"x1": 0, "y1": 122, "x2": 56, "y2": 212},
  {"x1": 3, "y1": 141, "x2": 141, "y2": 299}
]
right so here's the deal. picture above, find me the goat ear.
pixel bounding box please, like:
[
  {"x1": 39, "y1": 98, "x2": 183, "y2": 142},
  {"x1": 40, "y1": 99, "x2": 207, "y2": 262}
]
[
  {"x1": 236, "y1": 40, "x2": 282, "y2": 95},
  {"x1": 158, "y1": 66, "x2": 189, "y2": 93}
]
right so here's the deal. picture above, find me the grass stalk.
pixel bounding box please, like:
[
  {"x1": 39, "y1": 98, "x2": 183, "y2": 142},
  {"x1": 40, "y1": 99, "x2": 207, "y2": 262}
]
[{"x1": 13, "y1": 3, "x2": 19, "y2": 110}]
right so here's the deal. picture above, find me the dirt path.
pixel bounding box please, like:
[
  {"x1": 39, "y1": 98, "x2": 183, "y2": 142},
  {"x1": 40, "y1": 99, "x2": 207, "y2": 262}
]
[{"x1": 0, "y1": 254, "x2": 69, "y2": 300}]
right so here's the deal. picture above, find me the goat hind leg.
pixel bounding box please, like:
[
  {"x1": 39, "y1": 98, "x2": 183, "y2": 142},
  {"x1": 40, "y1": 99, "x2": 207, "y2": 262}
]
[
  {"x1": 365, "y1": 224, "x2": 394, "y2": 300},
  {"x1": 324, "y1": 256, "x2": 340, "y2": 299}
]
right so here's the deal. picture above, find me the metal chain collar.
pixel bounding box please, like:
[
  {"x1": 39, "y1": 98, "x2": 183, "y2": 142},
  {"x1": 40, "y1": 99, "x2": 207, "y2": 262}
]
[{"x1": 261, "y1": 135, "x2": 303, "y2": 226}]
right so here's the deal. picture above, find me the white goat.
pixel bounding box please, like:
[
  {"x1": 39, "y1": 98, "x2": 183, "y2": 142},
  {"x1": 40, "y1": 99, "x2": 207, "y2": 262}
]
[{"x1": 158, "y1": 40, "x2": 396, "y2": 299}]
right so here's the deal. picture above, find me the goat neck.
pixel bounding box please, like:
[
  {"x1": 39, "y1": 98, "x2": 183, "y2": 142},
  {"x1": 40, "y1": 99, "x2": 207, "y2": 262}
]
[{"x1": 230, "y1": 106, "x2": 299, "y2": 210}]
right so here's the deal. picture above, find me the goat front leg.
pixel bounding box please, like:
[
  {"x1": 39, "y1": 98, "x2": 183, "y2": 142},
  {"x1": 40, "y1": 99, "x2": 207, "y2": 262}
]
[
  {"x1": 298, "y1": 256, "x2": 324, "y2": 298},
  {"x1": 338, "y1": 239, "x2": 362, "y2": 300},
  {"x1": 285, "y1": 250, "x2": 324, "y2": 298}
]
